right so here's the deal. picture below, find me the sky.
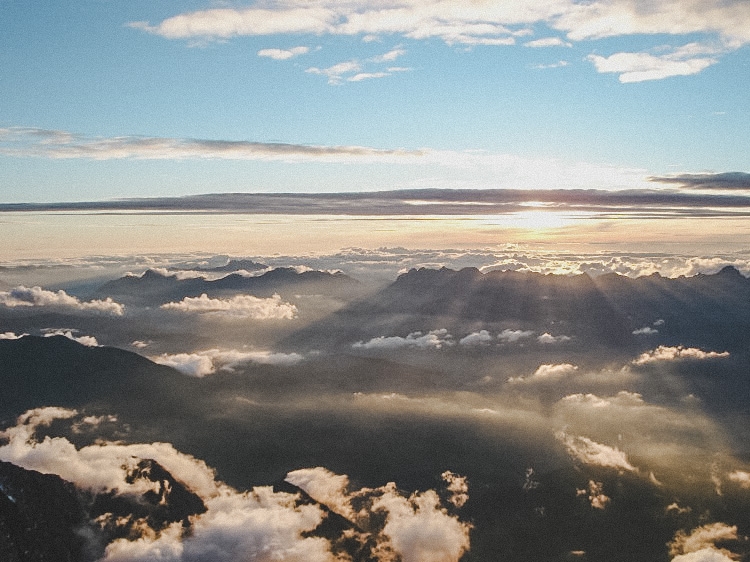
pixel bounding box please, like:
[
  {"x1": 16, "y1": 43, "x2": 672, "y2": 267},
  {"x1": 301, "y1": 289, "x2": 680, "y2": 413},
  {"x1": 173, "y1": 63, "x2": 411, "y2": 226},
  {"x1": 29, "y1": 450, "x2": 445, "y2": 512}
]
[{"x1": 1, "y1": 0, "x2": 749, "y2": 206}]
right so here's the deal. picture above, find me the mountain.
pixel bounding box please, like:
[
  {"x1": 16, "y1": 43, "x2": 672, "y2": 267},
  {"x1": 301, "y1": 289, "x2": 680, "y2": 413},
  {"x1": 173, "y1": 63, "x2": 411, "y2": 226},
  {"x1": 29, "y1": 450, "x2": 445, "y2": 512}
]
[
  {"x1": 188, "y1": 259, "x2": 267, "y2": 273},
  {"x1": 290, "y1": 265, "x2": 750, "y2": 351},
  {"x1": 0, "y1": 335, "x2": 195, "y2": 421},
  {"x1": 90, "y1": 267, "x2": 361, "y2": 306},
  {"x1": 0, "y1": 461, "x2": 88, "y2": 562},
  {"x1": 0, "y1": 458, "x2": 209, "y2": 562}
]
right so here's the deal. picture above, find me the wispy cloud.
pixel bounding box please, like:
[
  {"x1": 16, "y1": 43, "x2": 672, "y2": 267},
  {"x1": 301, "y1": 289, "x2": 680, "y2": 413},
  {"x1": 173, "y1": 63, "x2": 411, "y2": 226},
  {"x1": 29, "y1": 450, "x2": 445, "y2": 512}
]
[
  {"x1": 257, "y1": 46, "x2": 309, "y2": 60},
  {"x1": 525, "y1": 37, "x2": 572, "y2": 48},
  {"x1": 306, "y1": 47, "x2": 407, "y2": 84},
  {"x1": 649, "y1": 172, "x2": 750, "y2": 190},
  {"x1": 587, "y1": 42, "x2": 724, "y2": 83},
  {"x1": 0, "y1": 127, "x2": 425, "y2": 162}
]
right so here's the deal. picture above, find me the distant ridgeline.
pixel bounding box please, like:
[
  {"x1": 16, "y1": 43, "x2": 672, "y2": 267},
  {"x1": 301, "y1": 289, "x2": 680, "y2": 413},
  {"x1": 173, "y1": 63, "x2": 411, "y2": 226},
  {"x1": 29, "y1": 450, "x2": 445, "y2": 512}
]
[
  {"x1": 300, "y1": 265, "x2": 750, "y2": 350},
  {"x1": 91, "y1": 266, "x2": 362, "y2": 306}
]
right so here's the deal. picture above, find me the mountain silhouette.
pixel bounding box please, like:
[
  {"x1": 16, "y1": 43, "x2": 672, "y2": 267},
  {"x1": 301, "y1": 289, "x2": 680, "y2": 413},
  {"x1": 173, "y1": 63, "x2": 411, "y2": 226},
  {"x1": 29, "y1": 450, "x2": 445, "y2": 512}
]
[{"x1": 91, "y1": 267, "x2": 361, "y2": 306}]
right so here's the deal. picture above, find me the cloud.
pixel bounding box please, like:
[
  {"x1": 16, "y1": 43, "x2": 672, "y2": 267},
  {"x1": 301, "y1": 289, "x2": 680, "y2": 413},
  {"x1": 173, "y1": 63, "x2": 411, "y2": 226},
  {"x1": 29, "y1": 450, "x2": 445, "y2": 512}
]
[
  {"x1": 257, "y1": 45, "x2": 309, "y2": 59},
  {"x1": 532, "y1": 60, "x2": 569, "y2": 69},
  {"x1": 160, "y1": 293, "x2": 297, "y2": 319},
  {"x1": 0, "y1": 127, "x2": 426, "y2": 162},
  {"x1": 42, "y1": 329, "x2": 99, "y2": 347},
  {"x1": 458, "y1": 330, "x2": 493, "y2": 346},
  {"x1": 556, "y1": 431, "x2": 636, "y2": 472},
  {"x1": 0, "y1": 407, "x2": 221, "y2": 498},
  {"x1": 727, "y1": 470, "x2": 750, "y2": 488},
  {"x1": 649, "y1": 172, "x2": 750, "y2": 191},
  {"x1": 669, "y1": 523, "x2": 740, "y2": 562},
  {"x1": 524, "y1": 37, "x2": 572, "y2": 48},
  {"x1": 587, "y1": 42, "x2": 722, "y2": 83},
  {"x1": 285, "y1": 467, "x2": 356, "y2": 520},
  {"x1": 577, "y1": 480, "x2": 610, "y2": 510},
  {"x1": 307, "y1": 48, "x2": 405, "y2": 84},
  {"x1": 128, "y1": 0, "x2": 750, "y2": 58},
  {"x1": 151, "y1": 348, "x2": 304, "y2": 376},
  {"x1": 0, "y1": 285, "x2": 124, "y2": 315},
  {"x1": 1, "y1": 407, "x2": 472, "y2": 562},
  {"x1": 632, "y1": 326, "x2": 658, "y2": 335},
  {"x1": 537, "y1": 332, "x2": 571, "y2": 344},
  {"x1": 498, "y1": 329, "x2": 535, "y2": 343},
  {"x1": 306, "y1": 59, "x2": 362, "y2": 84},
  {"x1": 353, "y1": 329, "x2": 454, "y2": 350},
  {"x1": 0, "y1": 331, "x2": 26, "y2": 339},
  {"x1": 633, "y1": 346, "x2": 729, "y2": 365},
  {"x1": 369, "y1": 47, "x2": 406, "y2": 63},
  {"x1": 508, "y1": 363, "x2": 578, "y2": 383},
  {"x1": 370, "y1": 484, "x2": 471, "y2": 562},
  {"x1": 441, "y1": 470, "x2": 469, "y2": 508},
  {"x1": 347, "y1": 71, "x2": 391, "y2": 82}
]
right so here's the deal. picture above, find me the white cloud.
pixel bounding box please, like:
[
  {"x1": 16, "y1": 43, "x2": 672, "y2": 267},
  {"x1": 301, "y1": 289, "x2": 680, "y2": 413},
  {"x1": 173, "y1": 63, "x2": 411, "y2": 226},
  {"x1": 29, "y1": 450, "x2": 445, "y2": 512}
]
[
  {"x1": 728, "y1": 470, "x2": 750, "y2": 488},
  {"x1": 353, "y1": 329, "x2": 454, "y2": 350},
  {"x1": 556, "y1": 431, "x2": 636, "y2": 472},
  {"x1": 161, "y1": 293, "x2": 297, "y2": 319},
  {"x1": 42, "y1": 329, "x2": 99, "y2": 347},
  {"x1": 0, "y1": 285, "x2": 124, "y2": 315},
  {"x1": 129, "y1": 1, "x2": 750, "y2": 56},
  {"x1": 458, "y1": 330, "x2": 493, "y2": 346},
  {"x1": 0, "y1": 407, "x2": 220, "y2": 498},
  {"x1": 508, "y1": 363, "x2": 578, "y2": 383},
  {"x1": 369, "y1": 47, "x2": 406, "y2": 63},
  {"x1": 442, "y1": 470, "x2": 469, "y2": 508},
  {"x1": 669, "y1": 523, "x2": 739, "y2": 562},
  {"x1": 285, "y1": 467, "x2": 356, "y2": 520},
  {"x1": 525, "y1": 37, "x2": 572, "y2": 47},
  {"x1": 371, "y1": 484, "x2": 471, "y2": 562},
  {"x1": 587, "y1": 42, "x2": 723, "y2": 83},
  {"x1": 537, "y1": 332, "x2": 572, "y2": 344},
  {"x1": 0, "y1": 331, "x2": 26, "y2": 339},
  {"x1": 347, "y1": 71, "x2": 391, "y2": 81},
  {"x1": 151, "y1": 348, "x2": 304, "y2": 377},
  {"x1": 577, "y1": 480, "x2": 610, "y2": 510},
  {"x1": 151, "y1": 352, "x2": 216, "y2": 377},
  {"x1": 532, "y1": 60, "x2": 569, "y2": 69},
  {"x1": 671, "y1": 550, "x2": 736, "y2": 562},
  {"x1": 497, "y1": 329, "x2": 535, "y2": 343},
  {"x1": 306, "y1": 60, "x2": 362, "y2": 84},
  {"x1": 257, "y1": 45, "x2": 309, "y2": 59},
  {"x1": 632, "y1": 326, "x2": 658, "y2": 335},
  {"x1": 633, "y1": 346, "x2": 729, "y2": 365},
  {"x1": 1, "y1": 407, "x2": 472, "y2": 562}
]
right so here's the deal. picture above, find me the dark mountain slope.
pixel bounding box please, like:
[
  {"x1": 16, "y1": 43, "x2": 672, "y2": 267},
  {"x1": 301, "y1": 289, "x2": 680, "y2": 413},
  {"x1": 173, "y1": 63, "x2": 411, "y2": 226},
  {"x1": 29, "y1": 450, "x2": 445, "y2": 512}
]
[
  {"x1": 0, "y1": 335, "x2": 195, "y2": 421},
  {"x1": 288, "y1": 266, "x2": 750, "y2": 351}
]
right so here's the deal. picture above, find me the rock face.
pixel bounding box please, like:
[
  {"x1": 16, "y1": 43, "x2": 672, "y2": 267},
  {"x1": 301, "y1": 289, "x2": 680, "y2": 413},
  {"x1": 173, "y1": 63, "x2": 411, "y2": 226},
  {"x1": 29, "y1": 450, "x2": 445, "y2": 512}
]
[
  {"x1": 90, "y1": 458, "x2": 207, "y2": 545},
  {"x1": 0, "y1": 458, "x2": 208, "y2": 562},
  {"x1": 0, "y1": 461, "x2": 88, "y2": 562}
]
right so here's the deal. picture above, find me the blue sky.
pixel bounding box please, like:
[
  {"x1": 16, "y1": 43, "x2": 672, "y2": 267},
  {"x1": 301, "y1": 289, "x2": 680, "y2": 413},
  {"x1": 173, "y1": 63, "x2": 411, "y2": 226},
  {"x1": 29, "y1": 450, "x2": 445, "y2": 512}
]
[{"x1": 1, "y1": 0, "x2": 749, "y2": 203}]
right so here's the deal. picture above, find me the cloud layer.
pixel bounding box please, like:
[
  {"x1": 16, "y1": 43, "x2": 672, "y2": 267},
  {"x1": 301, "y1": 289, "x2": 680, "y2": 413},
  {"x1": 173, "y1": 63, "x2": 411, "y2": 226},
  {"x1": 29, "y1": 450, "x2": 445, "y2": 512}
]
[
  {"x1": 161, "y1": 293, "x2": 297, "y2": 319},
  {"x1": 0, "y1": 407, "x2": 471, "y2": 562},
  {"x1": 0, "y1": 285, "x2": 123, "y2": 315}
]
